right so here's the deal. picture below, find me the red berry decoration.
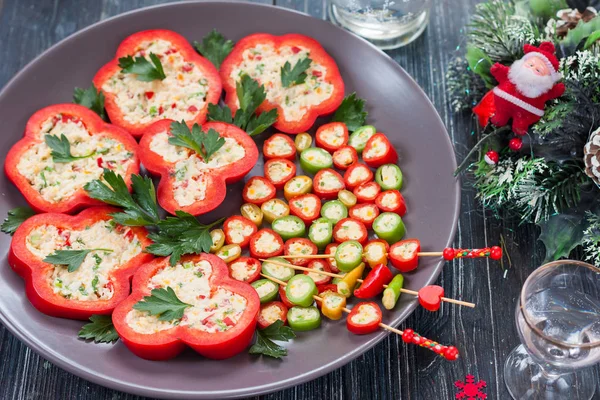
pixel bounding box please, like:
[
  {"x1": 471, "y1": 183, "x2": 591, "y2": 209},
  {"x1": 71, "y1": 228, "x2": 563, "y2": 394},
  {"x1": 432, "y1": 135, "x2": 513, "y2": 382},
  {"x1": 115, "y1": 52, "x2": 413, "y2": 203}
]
[
  {"x1": 444, "y1": 346, "x2": 460, "y2": 361},
  {"x1": 508, "y1": 137, "x2": 522, "y2": 151},
  {"x1": 402, "y1": 329, "x2": 414, "y2": 343},
  {"x1": 490, "y1": 246, "x2": 503, "y2": 260},
  {"x1": 443, "y1": 247, "x2": 455, "y2": 260},
  {"x1": 484, "y1": 150, "x2": 499, "y2": 165}
]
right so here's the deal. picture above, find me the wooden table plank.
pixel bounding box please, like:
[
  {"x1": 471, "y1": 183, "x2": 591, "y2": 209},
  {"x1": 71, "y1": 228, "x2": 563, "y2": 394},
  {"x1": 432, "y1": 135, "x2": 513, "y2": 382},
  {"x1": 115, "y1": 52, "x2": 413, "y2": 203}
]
[{"x1": 0, "y1": 0, "x2": 598, "y2": 399}]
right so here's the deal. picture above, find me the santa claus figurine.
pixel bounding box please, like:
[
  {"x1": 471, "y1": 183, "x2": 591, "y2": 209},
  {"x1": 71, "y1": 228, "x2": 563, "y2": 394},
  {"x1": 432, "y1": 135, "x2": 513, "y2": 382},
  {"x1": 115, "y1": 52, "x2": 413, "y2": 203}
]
[{"x1": 474, "y1": 42, "x2": 565, "y2": 135}]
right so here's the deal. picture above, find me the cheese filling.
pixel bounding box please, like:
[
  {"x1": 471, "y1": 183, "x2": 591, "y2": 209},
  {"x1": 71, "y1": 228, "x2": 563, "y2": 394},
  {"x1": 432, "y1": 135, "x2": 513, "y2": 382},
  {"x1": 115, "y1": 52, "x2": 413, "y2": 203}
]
[
  {"x1": 310, "y1": 221, "x2": 330, "y2": 241},
  {"x1": 292, "y1": 196, "x2": 317, "y2": 215},
  {"x1": 229, "y1": 260, "x2": 258, "y2": 282},
  {"x1": 303, "y1": 149, "x2": 331, "y2": 165},
  {"x1": 338, "y1": 220, "x2": 363, "y2": 240},
  {"x1": 379, "y1": 165, "x2": 401, "y2": 187},
  {"x1": 357, "y1": 185, "x2": 378, "y2": 199},
  {"x1": 364, "y1": 137, "x2": 387, "y2": 159},
  {"x1": 17, "y1": 116, "x2": 134, "y2": 204},
  {"x1": 393, "y1": 242, "x2": 418, "y2": 258},
  {"x1": 126, "y1": 260, "x2": 247, "y2": 334},
  {"x1": 267, "y1": 160, "x2": 293, "y2": 182},
  {"x1": 338, "y1": 243, "x2": 362, "y2": 261},
  {"x1": 323, "y1": 204, "x2": 344, "y2": 221},
  {"x1": 306, "y1": 261, "x2": 328, "y2": 283},
  {"x1": 377, "y1": 213, "x2": 400, "y2": 230},
  {"x1": 262, "y1": 199, "x2": 288, "y2": 217},
  {"x1": 289, "y1": 278, "x2": 311, "y2": 298},
  {"x1": 226, "y1": 220, "x2": 254, "y2": 244},
  {"x1": 380, "y1": 191, "x2": 398, "y2": 207},
  {"x1": 267, "y1": 136, "x2": 293, "y2": 156},
  {"x1": 246, "y1": 179, "x2": 272, "y2": 200},
  {"x1": 260, "y1": 303, "x2": 284, "y2": 324},
  {"x1": 26, "y1": 220, "x2": 142, "y2": 301},
  {"x1": 289, "y1": 306, "x2": 319, "y2": 320},
  {"x1": 318, "y1": 171, "x2": 344, "y2": 191},
  {"x1": 334, "y1": 148, "x2": 354, "y2": 167},
  {"x1": 149, "y1": 132, "x2": 245, "y2": 206},
  {"x1": 287, "y1": 241, "x2": 314, "y2": 257},
  {"x1": 102, "y1": 39, "x2": 209, "y2": 125},
  {"x1": 262, "y1": 260, "x2": 293, "y2": 280},
  {"x1": 274, "y1": 218, "x2": 303, "y2": 233},
  {"x1": 255, "y1": 231, "x2": 281, "y2": 253},
  {"x1": 320, "y1": 125, "x2": 345, "y2": 146},
  {"x1": 350, "y1": 304, "x2": 379, "y2": 325},
  {"x1": 255, "y1": 280, "x2": 278, "y2": 297},
  {"x1": 348, "y1": 166, "x2": 370, "y2": 184},
  {"x1": 327, "y1": 245, "x2": 338, "y2": 269},
  {"x1": 230, "y1": 45, "x2": 334, "y2": 121},
  {"x1": 366, "y1": 243, "x2": 386, "y2": 261}
]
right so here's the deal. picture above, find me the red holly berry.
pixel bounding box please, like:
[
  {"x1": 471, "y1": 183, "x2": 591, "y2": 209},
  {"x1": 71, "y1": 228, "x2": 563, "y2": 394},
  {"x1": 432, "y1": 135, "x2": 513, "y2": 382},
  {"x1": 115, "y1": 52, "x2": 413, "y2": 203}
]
[
  {"x1": 484, "y1": 150, "x2": 499, "y2": 165},
  {"x1": 402, "y1": 329, "x2": 414, "y2": 343},
  {"x1": 509, "y1": 137, "x2": 523, "y2": 151},
  {"x1": 490, "y1": 246, "x2": 503, "y2": 260},
  {"x1": 443, "y1": 247, "x2": 455, "y2": 261}
]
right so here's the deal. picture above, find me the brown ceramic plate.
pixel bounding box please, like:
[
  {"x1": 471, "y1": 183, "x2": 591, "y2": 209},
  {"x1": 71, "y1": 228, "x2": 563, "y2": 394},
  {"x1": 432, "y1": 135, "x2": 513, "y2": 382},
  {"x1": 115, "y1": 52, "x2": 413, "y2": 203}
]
[{"x1": 0, "y1": 1, "x2": 459, "y2": 398}]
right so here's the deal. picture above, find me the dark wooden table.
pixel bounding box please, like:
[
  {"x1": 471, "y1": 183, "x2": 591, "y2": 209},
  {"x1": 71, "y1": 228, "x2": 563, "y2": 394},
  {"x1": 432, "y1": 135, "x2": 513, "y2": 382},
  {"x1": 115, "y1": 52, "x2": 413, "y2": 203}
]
[{"x1": 0, "y1": 0, "x2": 598, "y2": 399}]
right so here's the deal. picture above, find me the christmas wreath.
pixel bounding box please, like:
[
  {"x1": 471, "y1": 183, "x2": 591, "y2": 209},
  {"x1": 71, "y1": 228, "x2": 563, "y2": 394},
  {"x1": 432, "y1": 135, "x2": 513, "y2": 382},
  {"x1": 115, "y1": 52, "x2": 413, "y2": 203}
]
[{"x1": 448, "y1": 0, "x2": 600, "y2": 263}]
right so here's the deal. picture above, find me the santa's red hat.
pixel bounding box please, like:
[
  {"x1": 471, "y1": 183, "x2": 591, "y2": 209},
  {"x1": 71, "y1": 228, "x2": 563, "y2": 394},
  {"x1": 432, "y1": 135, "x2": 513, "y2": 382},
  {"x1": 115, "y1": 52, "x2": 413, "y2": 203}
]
[{"x1": 523, "y1": 42, "x2": 561, "y2": 81}]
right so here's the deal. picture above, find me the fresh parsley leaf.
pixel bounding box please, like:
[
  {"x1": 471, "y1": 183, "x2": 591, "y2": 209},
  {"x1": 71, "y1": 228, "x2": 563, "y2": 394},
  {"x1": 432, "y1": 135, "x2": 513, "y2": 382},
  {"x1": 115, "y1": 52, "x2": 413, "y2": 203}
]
[
  {"x1": 73, "y1": 86, "x2": 107, "y2": 121},
  {"x1": 118, "y1": 53, "x2": 166, "y2": 81},
  {"x1": 44, "y1": 248, "x2": 113, "y2": 273},
  {"x1": 78, "y1": 315, "x2": 119, "y2": 343},
  {"x1": 246, "y1": 109, "x2": 278, "y2": 137},
  {"x1": 193, "y1": 29, "x2": 234, "y2": 69},
  {"x1": 133, "y1": 286, "x2": 191, "y2": 321},
  {"x1": 332, "y1": 93, "x2": 368, "y2": 132},
  {"x1": 281, "y1": 57, "x2": 312, "y2": 88},
  {"x1": 146, "y1": 212, "x2": 224, "y2": 265},
  {"x1": 248, "y1": 320, "x2": 295, "y2": 359},
  {"x1": 45, "y1": 134, "x2": 95, "y2": 163},
  {"x1": 208, "y1": 75, "x2": 278, "y2": 136},
  {"x1": 84, "y1": 170, "x2": 159, "y2": 226},
  {"x1": 1, "y1": 207, "x2": 36, "y2": 235},
  {"x1": 168, "y1": 121, "x2": 225, "y2": 161}
]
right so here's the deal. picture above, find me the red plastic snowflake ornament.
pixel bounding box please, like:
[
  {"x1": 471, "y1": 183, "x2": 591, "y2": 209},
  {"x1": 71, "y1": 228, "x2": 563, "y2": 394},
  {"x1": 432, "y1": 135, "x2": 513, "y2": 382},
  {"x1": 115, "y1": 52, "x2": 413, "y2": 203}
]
[{"x1": 455, "y1": 375, "x2": 487, "y2": 399}]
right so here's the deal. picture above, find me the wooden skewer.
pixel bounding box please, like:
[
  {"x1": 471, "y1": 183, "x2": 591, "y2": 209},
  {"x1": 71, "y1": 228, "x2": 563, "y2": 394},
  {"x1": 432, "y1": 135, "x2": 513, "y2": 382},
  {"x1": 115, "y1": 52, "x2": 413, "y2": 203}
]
[
  {"x1": 260, "y1": 273, "x2": 459, "y2": 361},
  {"x1": 278, "y1": 252, "x2": 444, "y2": 259},
  {"x1": 259, "y1": 259, "x2": 476, "y2": 308}
]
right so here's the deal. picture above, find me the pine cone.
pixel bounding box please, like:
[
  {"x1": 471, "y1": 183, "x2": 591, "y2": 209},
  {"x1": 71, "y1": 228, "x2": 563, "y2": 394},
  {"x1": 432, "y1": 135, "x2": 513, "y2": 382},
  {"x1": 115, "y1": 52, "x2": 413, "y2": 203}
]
[
  {"x1": 584, "y1": 127, "x2": 600, "y2": 184},
  {"x1": 555, "y1": 7, "x2": 598, "y2": 38}
]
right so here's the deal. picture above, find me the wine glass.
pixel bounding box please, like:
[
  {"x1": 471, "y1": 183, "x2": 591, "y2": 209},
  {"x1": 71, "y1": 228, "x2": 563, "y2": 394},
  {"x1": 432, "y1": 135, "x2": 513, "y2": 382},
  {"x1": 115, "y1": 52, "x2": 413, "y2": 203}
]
[{"x1": 504, "y1": 260, "x2": 600, "y2": 400}]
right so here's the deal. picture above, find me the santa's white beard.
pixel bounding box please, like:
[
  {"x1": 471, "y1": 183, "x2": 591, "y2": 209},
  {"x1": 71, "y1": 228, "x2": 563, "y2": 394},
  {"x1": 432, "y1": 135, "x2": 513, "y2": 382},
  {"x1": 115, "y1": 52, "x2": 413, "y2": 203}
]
[{"x1": 508, "y1": 59, "x2": 556, "y2": 98}]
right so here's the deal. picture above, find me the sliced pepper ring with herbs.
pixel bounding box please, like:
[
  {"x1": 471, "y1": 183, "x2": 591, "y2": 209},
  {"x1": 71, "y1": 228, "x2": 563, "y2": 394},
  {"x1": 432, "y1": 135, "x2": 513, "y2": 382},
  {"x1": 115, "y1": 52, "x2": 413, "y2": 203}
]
[
  {"x1": 5, "y1": 104, "x2": 140, "y2": 214},
  {"x1": 93, "y1": 29, "x2": 222, "y2": 137},
  {"x1": 9, "y1": 206, "x2": 153, "y2": 320},
  {"x1": 112, "y1": 253, "x2": 260, "y2": 360},
  {"x1": 138, "y1": 119, "x2": 258, "y2": 216}
]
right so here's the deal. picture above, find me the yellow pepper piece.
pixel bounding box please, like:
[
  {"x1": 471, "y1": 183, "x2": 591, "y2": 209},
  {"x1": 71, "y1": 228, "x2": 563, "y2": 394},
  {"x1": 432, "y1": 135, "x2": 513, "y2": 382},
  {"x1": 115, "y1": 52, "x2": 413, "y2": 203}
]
[
  {"x1": 241, "y1": 203, "x2": 263, "y2": 227},
  {"x1": 284, "y1": 175, "x2": 313, "y2": 201},
  {"x1": 363, "y1": 241, "x2": 389, "y2": 268},
  {"x1": 209, "y1": 229, "x2": 225, "y2": 253},
  {"x1": 261, "y1": 198, "x2": 290, "y2": 223},
  {"x1": 338, "y1": 190, "x2": 357, "y2": 207},
  {"x1": 216, "y1": 244, "x2": 242, "y2": 263},
  {"x1": 337, "y1": 262, "x2": 365, "y2": 297},
  {"x1": 320, "y1": 291, "x2": 347, "y2": 320},
  {"x1": 295, "y1": 132, "x2": 312, "y2": 152}
]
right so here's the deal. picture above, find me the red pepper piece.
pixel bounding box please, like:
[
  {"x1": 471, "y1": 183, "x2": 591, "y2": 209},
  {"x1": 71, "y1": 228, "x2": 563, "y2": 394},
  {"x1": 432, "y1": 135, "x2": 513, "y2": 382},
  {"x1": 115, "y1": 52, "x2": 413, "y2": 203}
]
[
  {"x1": 257, "y1": 301, "x2": 288, "y2": 329},
  {"x1": 362, "y1": 133, "x2": 398, "y2": 168},
  {"x1": 139, "y1": 120, "x2": 258, "y2": 216},
  {"x1": 303, "y1": 259, "x2": 332, "y2": 285},
  {"x1": 317, "y1": 283, "x2": 338, "y2": 295},
  {"x1": 353, "y1": 181, "x2": 381, "y2": 204},
  {"x1": 313, "y1": 168, "x2": 345, "y2": 200},
  {"x1": 5, "y1": 104, "x2": 140, "y2": 214},
  {"x1": 242, "y1": 176, "x2": 277, "y2": 206},
  {"x1": 315, "y1": 122, "x2": 349, "y2": 153},
  {"x1": 324, "y1": 243, "x2": 340, "y2": 273},
  {"x1": 343, "y1": 163, "x2": 373, "y2": 190},
  {"x1": 263, "y1": 133, "x2": 297, "y2": 161},
  {"x1": 333, "y1": 218, "x2": 368, "y2": 245},
  {"x1": 264, "y1": 158, "x2": 296, "y2": 189},
  {"x1": 289, "y1": 193, "x2": 322, "y2": 224},
  {"x1": 223, "y1": 216, "x2": 257, "y2": 248},
  {"x1": 9, "y1": 207, "x2": 153, "y2": 320},
  {"x1": 284, "y1": 238, "x2": 318, "y2": 267},
  {"x1": 389, "y1": 239, "x2": 421, "y2": 272},
  {"x1": 349, "y1": 203, "x2": 380, "y2": 229},
  {"x1": 354, "y1": 264, "x2": 393, "y2": 299},
  {"x1": 418, "y1": 285, "x2": 444, "y2": 311},
  {"x1": 220, "y1": 34, "x2": 345, "y2": 134},
  {"x1": 93, "y1": 29, "x2": 222, "y2": 138},
  {"x1": 375, "y1": 190, "x2": 407, "y2": 216},
  {"x1": 279, "y1": 285, "x2": 295, "y2": 308},
  {"x1": 112, "y1": 253, "x2": 260, "y2": 360},
  {"x1": 227, "y1": 256, "x2": 261, "y2": 283},
  {"x1": 346, "y1": 301, "x2": 382, "y2": 335},
  {"x1": 332, "y1": 145, "x2": 358, "y2": 170},
  {"x1": 249, "y1": 229, "x2": 284, "y2": 259}
]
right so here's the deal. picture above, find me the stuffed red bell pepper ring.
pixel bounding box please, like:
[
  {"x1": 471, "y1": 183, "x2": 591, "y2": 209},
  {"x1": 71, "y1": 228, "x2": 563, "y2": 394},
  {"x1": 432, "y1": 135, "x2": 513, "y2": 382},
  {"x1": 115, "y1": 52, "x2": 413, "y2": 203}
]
[
  {"x1": 139, "y1": 119, "x2": 258, "y2": 216},
  {"x1": 9, "y1": 207, "x2": 153, "y2": 320},
  {"x1": 220, "y1": 33, "x2": 345, "y2": 134},
  {"x1": 112, "y1": 253, "x2": 260, "y2": 360},
  {"x1": 5, "y1": 104, "x2": 140, "y2": 214},
  {"x1": 93, "y1": 29, "x2": 222, "y2": 138}
]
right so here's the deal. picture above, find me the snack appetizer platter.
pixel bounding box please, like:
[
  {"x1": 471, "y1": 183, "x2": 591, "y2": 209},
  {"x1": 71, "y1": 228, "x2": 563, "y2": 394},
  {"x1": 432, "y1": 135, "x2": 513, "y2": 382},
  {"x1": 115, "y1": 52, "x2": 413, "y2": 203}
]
[{"x1": 0, "y1": 2, "x2": 463, "y2": 399}]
